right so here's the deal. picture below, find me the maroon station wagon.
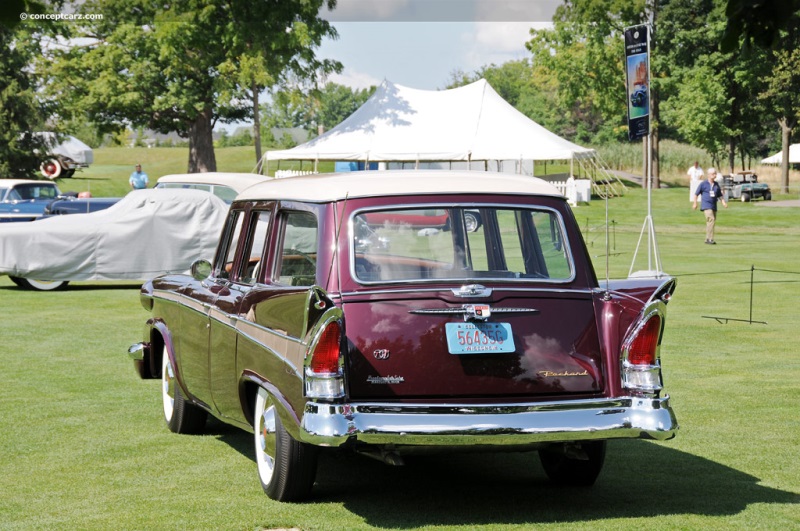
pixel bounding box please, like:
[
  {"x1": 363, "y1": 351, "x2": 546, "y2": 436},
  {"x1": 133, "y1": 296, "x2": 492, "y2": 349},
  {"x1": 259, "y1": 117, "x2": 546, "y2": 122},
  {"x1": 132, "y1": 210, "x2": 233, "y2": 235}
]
[{"x1": 128, "y1": 170, "x2": 678, "y2": 501}]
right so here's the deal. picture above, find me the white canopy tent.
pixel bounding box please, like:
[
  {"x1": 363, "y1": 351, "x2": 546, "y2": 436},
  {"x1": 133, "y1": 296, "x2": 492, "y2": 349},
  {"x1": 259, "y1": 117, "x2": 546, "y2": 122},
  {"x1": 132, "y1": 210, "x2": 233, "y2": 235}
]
[
  {"x1": 761, "y1": 144, "x2": 800, "y2": 164},
  {"x1": 262, "y1": 79, "x2": 622, "y2": 194}
]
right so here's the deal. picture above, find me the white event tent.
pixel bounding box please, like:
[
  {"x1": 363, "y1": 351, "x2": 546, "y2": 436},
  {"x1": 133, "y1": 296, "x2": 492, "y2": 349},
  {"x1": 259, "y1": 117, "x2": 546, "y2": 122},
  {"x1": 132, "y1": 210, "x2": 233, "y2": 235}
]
[
  {"x1": 262, "y1": 80, "x2": 619, "y2": 190},
  {"x1": 761, "y1": 144, "x2": 800, "y2": 164}
]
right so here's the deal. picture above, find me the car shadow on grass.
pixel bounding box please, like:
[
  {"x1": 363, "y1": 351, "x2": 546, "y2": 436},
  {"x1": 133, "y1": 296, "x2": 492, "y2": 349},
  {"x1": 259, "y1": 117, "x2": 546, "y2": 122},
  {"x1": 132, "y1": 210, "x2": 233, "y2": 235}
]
[{"x1": 213, "y1": 424, "x2": 799, "y2": 526}]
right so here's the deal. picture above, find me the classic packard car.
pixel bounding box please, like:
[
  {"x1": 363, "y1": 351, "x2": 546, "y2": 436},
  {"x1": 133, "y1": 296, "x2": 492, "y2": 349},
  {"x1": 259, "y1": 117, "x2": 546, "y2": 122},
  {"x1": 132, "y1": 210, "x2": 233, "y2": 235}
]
[{"x1": 128, "y1": 170, "x2": 678, "y2": 501}]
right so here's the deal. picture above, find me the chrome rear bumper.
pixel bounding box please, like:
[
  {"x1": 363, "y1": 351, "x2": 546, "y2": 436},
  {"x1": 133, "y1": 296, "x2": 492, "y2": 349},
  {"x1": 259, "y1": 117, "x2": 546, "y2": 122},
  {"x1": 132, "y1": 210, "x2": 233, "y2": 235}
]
[{"x1": 297, "y1": 396, "x2": 677, "y2": 448}]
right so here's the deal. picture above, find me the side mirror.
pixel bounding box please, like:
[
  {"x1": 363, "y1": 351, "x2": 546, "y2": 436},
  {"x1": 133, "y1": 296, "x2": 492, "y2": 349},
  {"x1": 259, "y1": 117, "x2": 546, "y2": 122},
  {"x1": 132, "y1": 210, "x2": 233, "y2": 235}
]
[{"x1": 191, "y1": 259, "x2": 212, "y2": 280}]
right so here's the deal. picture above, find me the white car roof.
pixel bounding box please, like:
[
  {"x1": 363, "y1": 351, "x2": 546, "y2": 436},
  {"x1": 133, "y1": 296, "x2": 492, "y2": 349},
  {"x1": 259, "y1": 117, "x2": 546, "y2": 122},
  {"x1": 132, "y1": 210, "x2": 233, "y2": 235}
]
[
  {"x1": 156, "y1": 172, "x2": 270, "y2": 192},
  {"x1": 236, "y1": 170, "x2": 564, "y2": 203}
]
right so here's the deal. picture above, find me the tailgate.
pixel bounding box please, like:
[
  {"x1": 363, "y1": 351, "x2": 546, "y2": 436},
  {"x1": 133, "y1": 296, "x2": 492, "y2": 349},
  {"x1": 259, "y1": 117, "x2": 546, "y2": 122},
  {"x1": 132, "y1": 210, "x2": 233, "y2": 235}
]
[{"x1": 343, "y1": 290, "x2": 604, "y2": 400}]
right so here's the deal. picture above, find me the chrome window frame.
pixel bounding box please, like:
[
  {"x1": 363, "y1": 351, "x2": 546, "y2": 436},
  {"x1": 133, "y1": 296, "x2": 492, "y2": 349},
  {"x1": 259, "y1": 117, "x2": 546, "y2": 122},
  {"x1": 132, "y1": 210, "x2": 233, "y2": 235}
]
[{"x1": 348, "y1": 201, "x2": 576, "y2": 286}]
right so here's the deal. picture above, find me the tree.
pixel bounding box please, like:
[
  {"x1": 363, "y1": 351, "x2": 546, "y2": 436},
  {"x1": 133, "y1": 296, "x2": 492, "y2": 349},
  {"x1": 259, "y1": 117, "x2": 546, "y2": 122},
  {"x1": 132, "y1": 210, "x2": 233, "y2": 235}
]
[
  {"x1": 658, "y1": 0, "x2": 771, "y2": 173},
  {"x1": 0, "y1": 6, "x2": 59, "y2": 179},
  {"x1": 721, "y1": 0, "x2": 800, "y2": 52},
  {"x1": 221, "y1": 0, "x2": 340, "y2": 170},
  {"x1": 261, "y1": 82, "x2": 374, "y2": 138},
  {"x1": 526, "y1": 0, "x2": 654, "y2": 181},
  {"x1": 47, "y1": 0, "x2": 338, "y2": 173},
  {"x1": 760, "y1": 47, "x2": 800, "y2": 193}
]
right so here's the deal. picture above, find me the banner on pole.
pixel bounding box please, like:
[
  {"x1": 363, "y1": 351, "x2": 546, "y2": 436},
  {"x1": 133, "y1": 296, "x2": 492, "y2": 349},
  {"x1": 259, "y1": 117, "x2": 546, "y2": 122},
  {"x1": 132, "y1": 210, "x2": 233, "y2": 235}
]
[{"x1": 624, "y1": 24, "x2": 650, "y2": 141}]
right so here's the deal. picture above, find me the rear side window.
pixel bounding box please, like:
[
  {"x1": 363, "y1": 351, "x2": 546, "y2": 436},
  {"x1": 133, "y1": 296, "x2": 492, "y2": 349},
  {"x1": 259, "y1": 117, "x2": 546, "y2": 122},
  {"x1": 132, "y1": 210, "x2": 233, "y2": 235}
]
[
  {"x1": 352, "y1": 206, "x2": 572, "y2": 283},
  {"x1": 274, "y1": 211, "x2": 318, "y2": 286}
]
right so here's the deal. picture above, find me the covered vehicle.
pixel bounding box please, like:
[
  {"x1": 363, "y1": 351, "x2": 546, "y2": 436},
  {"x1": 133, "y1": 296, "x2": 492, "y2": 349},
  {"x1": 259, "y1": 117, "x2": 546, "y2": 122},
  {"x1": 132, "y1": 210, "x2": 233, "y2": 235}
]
[
  {"x1": 128, "y1": 170, "x2": 678, "y2": 501},
  {"x1": 38, "y1": 133, "x2": 94, "y2": 179},
  {"x1": 0, "y1": 179, "x2": 62, "y2": 222},
  {"x1": 0, "y1": 188, "x2": 228, "y2": 290},
  {"x1": 41, "y1": 171, "x2": 270, "y2": 218}
]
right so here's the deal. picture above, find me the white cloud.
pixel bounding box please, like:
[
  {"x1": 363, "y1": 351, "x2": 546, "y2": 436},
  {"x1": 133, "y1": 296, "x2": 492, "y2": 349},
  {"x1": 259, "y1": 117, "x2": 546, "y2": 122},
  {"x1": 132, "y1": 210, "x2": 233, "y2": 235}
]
[
  {"x1": 328, "y1": 68, "x2": 383, "y2": 90},
  {"x1": 460, "y1": 21, "x2": 551, "y2": 70}
]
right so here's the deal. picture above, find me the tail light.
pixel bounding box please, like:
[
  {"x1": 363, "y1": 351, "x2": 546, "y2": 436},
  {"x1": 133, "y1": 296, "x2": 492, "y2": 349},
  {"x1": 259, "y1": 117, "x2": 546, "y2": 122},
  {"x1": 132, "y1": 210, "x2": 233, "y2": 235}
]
[
  {"x1": 621, "y1": 310, "x2": 664, "y2": 396},
  {"x1": 304, "y1": 320, "x2": 345, "y2": 399}
]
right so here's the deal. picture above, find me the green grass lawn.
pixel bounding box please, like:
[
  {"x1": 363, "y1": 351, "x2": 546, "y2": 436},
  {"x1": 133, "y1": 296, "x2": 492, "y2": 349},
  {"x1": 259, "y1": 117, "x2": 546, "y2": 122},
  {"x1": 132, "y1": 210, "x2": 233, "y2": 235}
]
[{"x1": 1, "y1": 173, "x2": 799, "y2": 529}]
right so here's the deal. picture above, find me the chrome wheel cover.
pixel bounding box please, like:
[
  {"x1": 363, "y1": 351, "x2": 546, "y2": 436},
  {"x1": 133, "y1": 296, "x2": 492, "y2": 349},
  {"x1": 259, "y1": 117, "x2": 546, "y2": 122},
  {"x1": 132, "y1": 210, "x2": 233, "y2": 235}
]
[
  {"x1": 255, "y1": 389, "x2": 277, "y2": 486},
  {"x1": 161, "y1": 349, "x2": 175, "y2": 422}
]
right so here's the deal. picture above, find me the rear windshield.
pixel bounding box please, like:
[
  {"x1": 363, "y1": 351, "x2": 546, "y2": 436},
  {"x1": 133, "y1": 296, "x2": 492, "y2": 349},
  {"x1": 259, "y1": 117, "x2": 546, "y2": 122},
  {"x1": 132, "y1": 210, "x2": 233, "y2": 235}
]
[{"x1": 352, "y1": 206, "x2": 572, "y2": 283}]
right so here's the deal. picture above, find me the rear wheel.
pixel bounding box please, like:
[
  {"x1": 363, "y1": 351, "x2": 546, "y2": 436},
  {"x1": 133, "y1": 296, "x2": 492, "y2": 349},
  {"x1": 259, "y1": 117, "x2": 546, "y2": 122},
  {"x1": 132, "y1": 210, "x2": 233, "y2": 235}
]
[
  {"x1": 741, "y1": 192, "x2": 751, "y2": 202},
  {"x1": 254, "y1": 387, "x2": 318, "y2": 501},
  {"x1": 161, "y1": 346, "x2": 207, "y2": 434},
  {"x1": 539, "y1": 441, "x2": 606, "y2": 486},
  {"x1": 41, "y1": 158, "x2": 62, "y2": 179},
  {"x1": 8, "y1": 277, "x2": 68, "y2": 291}
]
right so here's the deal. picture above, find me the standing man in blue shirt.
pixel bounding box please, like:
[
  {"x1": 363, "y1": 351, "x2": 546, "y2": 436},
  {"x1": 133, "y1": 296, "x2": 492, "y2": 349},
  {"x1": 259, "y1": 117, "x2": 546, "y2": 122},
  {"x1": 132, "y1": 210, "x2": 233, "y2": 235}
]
[
  {"x1": 692, "y1": 167, "x2": 728, "y2": 244},
  {"x1": 129, "y1": 164, "x2": 149, "y2": 190}
]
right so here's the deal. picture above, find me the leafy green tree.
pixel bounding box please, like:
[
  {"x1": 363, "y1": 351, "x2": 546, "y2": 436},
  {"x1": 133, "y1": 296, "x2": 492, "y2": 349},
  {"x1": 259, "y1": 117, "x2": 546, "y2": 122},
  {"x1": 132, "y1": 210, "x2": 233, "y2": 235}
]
[
  {"x1": 47, "y1": 0, "x2": 338, "y2": 173},
  {"x1": 658, "y1": 0, "x2": 770, "y2": 173},
  {"x1": 760, "y1": 46, "x2": 800, "y2": 193},
  {"x1": 0, "y1": 23, "x2": 50, "y2": 178},
  {"x1": 526, "y1": 0, "x2": 653, "y2": 180},
  {"x1": 261, "y1": 82, "x2": 374, "y2": 138}
]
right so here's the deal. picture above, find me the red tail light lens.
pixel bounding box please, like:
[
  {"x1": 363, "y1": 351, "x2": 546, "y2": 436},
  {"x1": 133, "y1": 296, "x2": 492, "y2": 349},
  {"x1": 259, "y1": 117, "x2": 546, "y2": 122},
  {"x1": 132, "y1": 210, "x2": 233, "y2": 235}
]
[
  {"x1": 627, "y1": 316, "x2": 661, "y2": 366},
  {"x1": 309, "y1": 322, "x2": 341, "y2": 374}
]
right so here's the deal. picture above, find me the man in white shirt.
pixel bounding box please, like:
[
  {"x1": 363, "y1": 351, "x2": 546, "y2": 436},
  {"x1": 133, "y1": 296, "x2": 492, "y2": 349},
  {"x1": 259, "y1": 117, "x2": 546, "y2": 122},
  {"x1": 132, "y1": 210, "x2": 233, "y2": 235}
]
[{"x1": 687, "y1": 161, "x2": 704, "y2": 202}]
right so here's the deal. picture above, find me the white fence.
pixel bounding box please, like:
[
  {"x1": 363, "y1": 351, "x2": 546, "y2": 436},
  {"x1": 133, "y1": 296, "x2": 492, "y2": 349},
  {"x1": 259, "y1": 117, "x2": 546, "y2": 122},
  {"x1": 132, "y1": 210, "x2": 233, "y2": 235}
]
[
  {"x1": 274, "y1": 170, "x2": 317, "y2": 179},
  {"x1": 551, "y1": 179, "x2": 592, "y2": 204}
]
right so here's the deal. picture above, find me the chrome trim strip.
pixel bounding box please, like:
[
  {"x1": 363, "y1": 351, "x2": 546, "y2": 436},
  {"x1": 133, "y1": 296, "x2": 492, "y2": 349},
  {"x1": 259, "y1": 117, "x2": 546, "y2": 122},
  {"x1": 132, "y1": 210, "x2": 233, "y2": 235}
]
[
  {"x1": 296, "y1": 395, "x2": 678, "y2": 448},
  {"x1": 340, "y1": 287, "x2": 595, "y2": 298},
  {"x1": 409, "y1": 307, "x2": 539, "y2": 316}
]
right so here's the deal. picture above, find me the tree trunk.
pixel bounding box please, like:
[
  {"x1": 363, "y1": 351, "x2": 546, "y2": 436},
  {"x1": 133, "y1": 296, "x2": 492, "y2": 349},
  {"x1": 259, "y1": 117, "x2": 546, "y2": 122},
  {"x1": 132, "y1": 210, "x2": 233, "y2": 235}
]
[
  {"x1": 727, "y1": 137, "x2": 735, "y2": 174},
  {"x1": 187, "y1": 107, "x2": 216, "y2": 173},
  {"x1": 651, "y1": 127, "x2": 660, "y2": 189},
  {"x1": 779, "y1": 117, "x2": 791, "y2": 194},
  {"x1": 253, "y1": 82, "x2": 263, "y2": 174},
  {"x1": 642, "y1": 137, "x2": 647, "y2": 188}
]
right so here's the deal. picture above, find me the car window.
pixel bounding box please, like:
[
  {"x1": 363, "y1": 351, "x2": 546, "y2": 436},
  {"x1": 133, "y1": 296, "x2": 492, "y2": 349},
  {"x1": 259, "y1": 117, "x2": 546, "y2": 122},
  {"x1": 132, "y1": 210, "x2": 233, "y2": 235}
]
[
  {"x1": 211, "y1": 186, "x2": 238, "y2": 203},
  {"x1": 353, "y1": 206, "x2": 572, "y2": 283},
  {"x1": 275, "y1": 211, "x2": 318, "y2": 286},
  {"x1": 13, "y1": 184, "x2": 58, "y2": 200},
  {"x1": 240, "y1": 211, "x2": 271, "y2": 284},
  {"x1": 216, "y1": 210, "x2": 245, "y2": 279}
]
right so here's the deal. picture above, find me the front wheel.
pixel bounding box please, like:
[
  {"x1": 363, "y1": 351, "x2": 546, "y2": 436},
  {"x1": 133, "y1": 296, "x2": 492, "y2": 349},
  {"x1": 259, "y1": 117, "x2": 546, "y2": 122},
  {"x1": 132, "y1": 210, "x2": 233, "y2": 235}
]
[
  {"x1": 539, "y1": 441, "x2": 606, "y2": 486},
  {"x1": 764, "y1": 191, "x2": 772, "y2": 201},
  {"x1": 254, "y1": 387, "x2": 318, "y2": 501},
  {"x1": 8, "y1": 277, "x2": 68, "y2": 291},
  {"x1": 161, "y1": 346, "x2": 207, "y2": 434}
]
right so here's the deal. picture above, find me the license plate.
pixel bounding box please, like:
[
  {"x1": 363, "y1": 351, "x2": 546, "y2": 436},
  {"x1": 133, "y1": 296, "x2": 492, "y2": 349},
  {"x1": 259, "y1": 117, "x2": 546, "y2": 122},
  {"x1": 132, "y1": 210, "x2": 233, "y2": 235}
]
[{"x1": 445, "y1": 322, "x2": 515, "y2": 354}]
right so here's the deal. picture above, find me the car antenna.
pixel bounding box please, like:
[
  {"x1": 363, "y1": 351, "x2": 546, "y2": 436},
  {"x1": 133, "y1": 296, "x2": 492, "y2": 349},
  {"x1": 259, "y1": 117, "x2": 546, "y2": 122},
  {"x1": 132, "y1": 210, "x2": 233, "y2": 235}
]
[{"x1": 326, "y1": 193, "x2": 349, "y2": 289}]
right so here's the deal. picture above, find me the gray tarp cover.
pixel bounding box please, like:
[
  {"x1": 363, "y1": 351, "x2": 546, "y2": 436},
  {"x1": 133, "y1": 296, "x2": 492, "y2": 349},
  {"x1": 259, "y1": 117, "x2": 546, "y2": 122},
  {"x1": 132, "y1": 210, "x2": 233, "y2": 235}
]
[{"x1": 0, "y1": 188, "x2": 229, "y2": 281}]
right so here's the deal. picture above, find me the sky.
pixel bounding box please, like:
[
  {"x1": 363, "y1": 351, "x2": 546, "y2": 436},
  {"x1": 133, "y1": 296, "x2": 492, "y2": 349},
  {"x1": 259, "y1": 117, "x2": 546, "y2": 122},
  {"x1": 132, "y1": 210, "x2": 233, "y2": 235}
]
[
  {"x1": 219, "y1": 0, "x2": 560, "y2": 131},
  {"x1": 314, "y1": 0, "x2": 560, "y2": 90}
]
